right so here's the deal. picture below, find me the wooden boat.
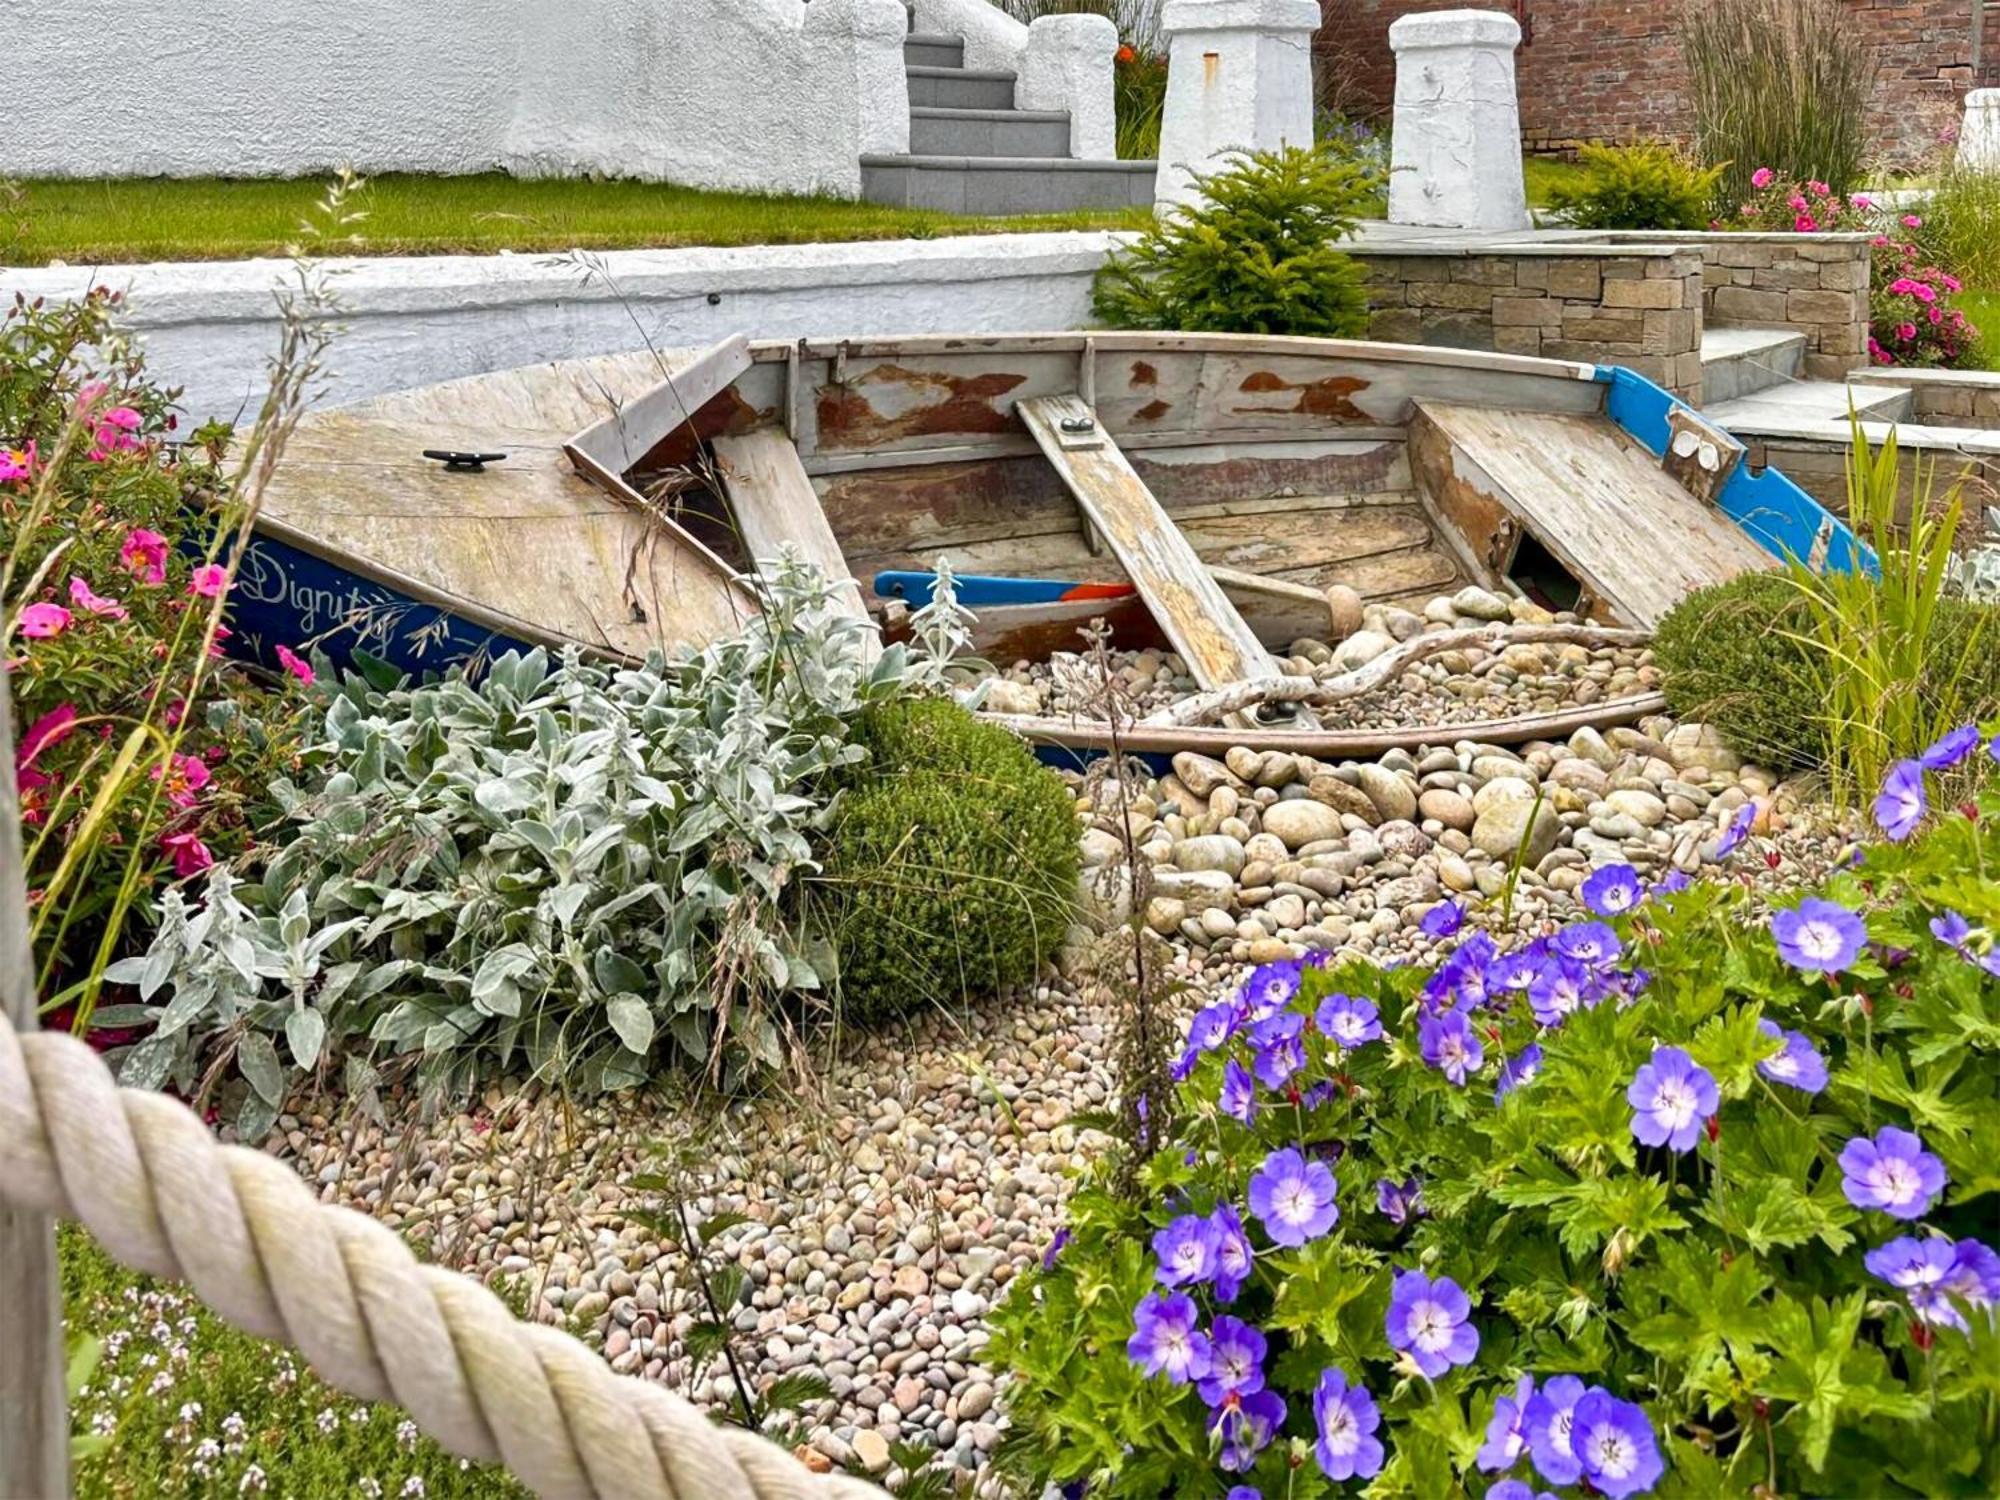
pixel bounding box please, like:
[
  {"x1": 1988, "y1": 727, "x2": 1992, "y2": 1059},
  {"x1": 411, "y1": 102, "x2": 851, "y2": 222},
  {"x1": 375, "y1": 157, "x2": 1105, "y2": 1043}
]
[{"x1": 247, "y1": 332, "x2": 1871, "y2": 759}]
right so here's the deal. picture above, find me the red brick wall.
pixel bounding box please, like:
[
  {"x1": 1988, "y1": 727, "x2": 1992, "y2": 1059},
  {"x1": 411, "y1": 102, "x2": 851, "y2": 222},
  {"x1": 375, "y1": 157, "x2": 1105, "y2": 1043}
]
[{"x1": 1321, "y1": 0, "x2": 1994, "y2": 170}]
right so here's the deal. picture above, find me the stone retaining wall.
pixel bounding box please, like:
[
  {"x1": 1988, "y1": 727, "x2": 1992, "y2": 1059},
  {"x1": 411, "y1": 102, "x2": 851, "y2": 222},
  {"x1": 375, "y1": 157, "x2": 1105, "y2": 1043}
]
[
  {"x1": 1852, "y1": 369, "x2": 2000, "y2": 428},
  {"x1": 1354, "y1": 247, "x2": 1706, "y2": 403}
]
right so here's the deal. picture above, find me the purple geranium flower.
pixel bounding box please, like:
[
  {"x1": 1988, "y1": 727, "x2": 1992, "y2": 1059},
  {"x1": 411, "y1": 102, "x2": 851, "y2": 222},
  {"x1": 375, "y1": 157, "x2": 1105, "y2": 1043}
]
[
  {"x1": 1771, "y1": 897, "x2": 1867, "y2": 974},
  {"x1": 1523, "y1": 1374, "x2": 1588, "y2": 1485},
  {"x1": 1713, "y1": 802, "x2": 1756, "y2": 859},
  {"x1": 1554, "y1": 921, "x2": 1621, "y2": 968},
  {"x1": 1491, "y1": 943, "x2": 1544, "y2": 993},
  {"x1": 1312, "y1": 1367, "x2": 1385, "y2": 1481},
  {"x1": 1316, "y1": 992, "x2": 1382, "y2": 1048},
  {"x1": 1421, "y1": 898, "x2": 1467, "y2": 939},
  {"x1": 1153, "y1": 1213, "x2": 1221, "y2": 1288},
  {"x1": 1376, "y1": 1176, "x2": 1426, "y2": 1226},
  {"x1": 1529, "y1": 957, "x2": 1595, "y2": 1028},
  {"x1": 1128, "y1": 1291, "x2": 1210, "y2": 1384},
  {"x1": 1168, "y1": 1042, "x2": 1202, "y2": 1083},
  {"x1": 1226, "y1": 1490, "x2": 1261, "y2": 1500},
  {"x1": 1755, "y1": 1019, "x2": 1828, "y2": 1093},
  {"x1": 1241, "y1": 959, "x2": 1302, "y2": 1019},
  {"x1": 1931, "y1": 910, "x2": 1974, "y2": 952},
  {"x1": 1220, "y1": 1058, "x2": 1258, "y2": 1124},
  {"x1": 1488, "y1": 1484, "x2": 1560, "y2": 1500},
  {"x1": 1581, "y1": 863, "x2": 1643, "y2": 917},
  {"x1": 1419, "y1": 1009, "x2": 1484, "y2": 1086},
  {"x1": 1197, "y1": 1315, "x2": 1268, "y2": 1406},
  {"x1": 1839, "y1": 1126, "x2": 1947, "y2": 1219},
  {"x1": 1250, "y1": 1011, "x2": 1306, "y2": 1089},
  {"x1": 1478, "y1": 1374, "x2": 1535, "y2": 1471},
  {"x1": 1496, "y1": 1043, "x2": 1545, "y2": 1101},
  {"x1": 1874, "y1": 759, "x2": 1927, "y2": 842},
  {"x1": 1041, "y1": 1227, "x2": 1070, "y2": 1270},
  {"x1": 1570, "y1": 1389, "x2": 1665, "y2": 1498},
  {"x1": 1248, "y1": 1147, "x2": 1339, "y2": 1247},
  {"x1": 1209, "y1": 1203, "x2": 1255, "y2": 1303},
  {"x1": 1627, "y1": 1045, "x2": 1718, "y2": 1153},
  {"x1": 1865, "y1": 1235, "x2": 1968, "y2": 1332},
  {"x1": 1919, "y1": 723, "x2": 1981, "y2": 771},
  {"x1": 1385, "y1": 1268, "x2": 1479, "y2": 1377},
  {"x1": 1189, "y1": 999, "x2": 1239, "y2": 1054},
  {"x1": 1945, "y1": 1238, "x2": 2000, "y2": 1310},
  {"x1": 1654, "y1": 869, "x2": 1692, "y2": 898},
  {"x1": 1212, "y1": 1389, "x2": 1285, "y2": 1473}
]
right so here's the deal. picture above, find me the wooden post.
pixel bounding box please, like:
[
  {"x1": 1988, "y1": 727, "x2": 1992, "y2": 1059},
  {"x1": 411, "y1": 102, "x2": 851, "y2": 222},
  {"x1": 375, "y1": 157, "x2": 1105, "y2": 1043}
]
[{"x1": 0, "y1": 672, "x2": 69, "y2": 1498}]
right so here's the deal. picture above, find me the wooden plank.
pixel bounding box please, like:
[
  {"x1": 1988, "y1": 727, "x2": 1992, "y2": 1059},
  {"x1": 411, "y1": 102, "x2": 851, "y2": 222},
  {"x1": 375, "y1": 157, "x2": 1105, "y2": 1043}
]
[
  {"x1": 1409, "y1": 401, "x2": 1776, "y2": 629},
  {"x1": 0, "y1": 677, "x2": 68, "y2": 1500},
  {"x1": 1018, "y1": 394, "x2": 1290, "y2": 721},
  {"x1": 712, "y1": 428, "x2": 879, "y2": 659},
  {"x1": 565, "y1": 334, "x2": 753, "y2": 476}
]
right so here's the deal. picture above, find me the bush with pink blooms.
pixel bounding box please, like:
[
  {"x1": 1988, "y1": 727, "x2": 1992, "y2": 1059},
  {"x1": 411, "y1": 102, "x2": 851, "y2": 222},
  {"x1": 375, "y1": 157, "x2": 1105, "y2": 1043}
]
[
  {"x1": 1, "y1": 289, "x2": 310, "y2": 998},
  {"x1": 1728, "y1": 170, "x2": 1980, "y2": 369}
]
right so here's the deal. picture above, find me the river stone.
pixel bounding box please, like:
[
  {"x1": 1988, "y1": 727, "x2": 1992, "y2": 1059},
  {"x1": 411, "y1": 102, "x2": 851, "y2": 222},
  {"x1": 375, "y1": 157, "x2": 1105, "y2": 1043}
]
[
  {"x1": 1261, "y1": 799, "x2": 1347, "y2": 849},
  {"x1": 1333, "y1": 629, "x2": 1396, "y2": 671},
  {"x1": 1173, "y1": 752, "x2": 1239, "y2": 798},
  {"x1": 982, "y1": 678, "x2": 1040, "y2": 715},
  {"x1": 1604, "y1": 788, "x2": 1668, "y2": 828},
  {"x1": 1172, "y1": 834, "x2": 1246, "y2": 877},
  {"x1": 1567, "y1": 725, "x2": 1620, "y2": 770},
  {"x1": 1079, "y1": 828, "x2": 1123, "y2": 867},
  {"x1": 1382, "y1": 607, "x2": 1426, "y2": 641},
  {"x1": 1355, "y1": 763, "x2": 1418, "y2": 823},
  {"x1": 1547, "y1": 758, "x2": 1610, "y2": 797},
  {"x1": 1224, "y1": 746, "x2": 1266, "y2": 784},
  {"x1": 1377, "y1": 820, "x2": 1433, "y2": 861},
  {"x1": 1452, "y1": 585, "x2": 1512, "y2": 621},
  {"x1": 1144, "y1": 897, "x2": 1185, "y2": 935},
  {"x1": 1153, "y1": 868, "x2": 1234, "y2": 908},
  {"x1": 1199, "y1": 907, "x2": 1237, "y2": 939},
  {"x1": 1307, "y1": 773, "x2": 1380, "y2": 823},
  {"x1": 1325, "y1": 584, "x2": 1365, "y2": 641},
  {"x1": 1417, "y1": 787, "x2": 1476, "y2": 832},
  {"x1": 1472, "y1": 775, "x2": 1539, "y2": 816},
  {"x1": 1472, "y1": 796, "x2": 1561, "y2": 864},
  {"x1": 1267, "y1": 893, "x2": 1307, "y2": 929}
]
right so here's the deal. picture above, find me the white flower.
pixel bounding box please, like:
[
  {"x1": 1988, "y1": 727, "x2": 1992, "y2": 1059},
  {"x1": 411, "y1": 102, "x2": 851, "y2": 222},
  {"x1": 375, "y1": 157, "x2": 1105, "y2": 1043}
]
[
  {"x1": 239, "y1": 1465, "x2": 268, "y2": 1494},
  {"x1": 400, "y1": 1479, "x2": 427, "y2": 1497},
  {"x1": 395, "y1": 1419, "x2": 419, "y2": 1450}
]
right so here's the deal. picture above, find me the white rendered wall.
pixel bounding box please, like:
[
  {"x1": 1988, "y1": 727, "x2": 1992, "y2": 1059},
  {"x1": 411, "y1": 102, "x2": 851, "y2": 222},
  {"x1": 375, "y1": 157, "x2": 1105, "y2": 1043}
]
[
  {"x1": 915, "y1": 0, "x2": 1120, "y2": 159},
  {"x1": 1154, "y1": 0, "x2": 1322, "y2": 209},
  {"x1": 1959, "y1": 89, "x2": 2000, "y2": 174},
  {"x1": 0, "y1": 0, "x2": 909, "y2": 199},
  {"x1": 0, "y1": 235, "x2": 1126, "y2": 424}
]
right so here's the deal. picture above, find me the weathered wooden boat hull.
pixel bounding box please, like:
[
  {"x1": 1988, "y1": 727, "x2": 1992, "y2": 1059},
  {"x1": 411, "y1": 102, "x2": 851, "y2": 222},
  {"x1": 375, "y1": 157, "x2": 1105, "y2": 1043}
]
[{"x1": 252, "y1": 332, "x2": 1870, "y2": 755}]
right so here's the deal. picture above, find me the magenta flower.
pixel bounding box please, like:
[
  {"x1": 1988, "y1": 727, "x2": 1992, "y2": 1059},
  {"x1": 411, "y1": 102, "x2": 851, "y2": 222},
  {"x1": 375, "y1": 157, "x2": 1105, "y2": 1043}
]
[
  {"x1": 1314, "y1": 992, "x2": 1381, "y2": 1048},
  {"x1": 1873, "y1": 758, "x2": 1927, "y2": 840},
  {"x1": 188, "y1": 563, "x2": 230, "y2": 598},
  {"x1": 1866, "y1": 1236, "x2": 1967, "y2": 1331},
  {"x1": 1750, "y1": 166, "x2": 1775, "y2": 188},
  {"x1": 1418, "y1": 1009, "x2": 1483, "y2": 1086},
  {"x1": 1197, "y1": 1315, "x2": 1267, "y2": 1406},
  {"x1": 1840, "y1": 1126, "x2": 1947, "y2": 1219},
  {"x1": 275, "y1": 644, "x2": 315, "y2": 685},
  {"x1": 119, "y1": 527, "x2": 169, "y2": 585},
  {"x1": 1311, "y1": 1367, "x2": 1384, "y2": 1481},
  {"x1": 1755, "y1": 1019, "x2": 1827, "y2": 1094},
  {"x1": 1385, "y1": 1268, "x2": 1479, "y2": 1377},
  {"x1": 1570, "y1": 1389, "x2": 1665, "y2": 1498},
  {"x1": 17, "y1": 704, "x2": 79, "y2": 769},
  {"x1": 67, "y1": 575, "x2": 128, "y2": 619},
  {"x1": 17, "y1": 602, "x2": 72, "y2": 638},
  {"x1": 1627, "y1": 1046, "x2": 1717, "y2": 1152},
  {"x1": 1153, "y1": 1213, "x2": 1220, "y2": 1288},
  {"x1": 159, "y1": 830, "x2": 213, "y2": 878},
  {"x1": 1903, "y1": 213, "x2": 1924, "y2": 228},
  {"x1": 1127, "y1": 1291, "x2": 1210, "y2": 1384},
  {"x1": 1581, "y1": 863, "x2": 1642, "y2": 917},
  {"x1": 0, "y1": 441, "x2": 37, "y2": 482},
  {"x1": 1248, "y1": 1147, "x2": 1339, "y2": 1247},
  {"x1": 1772, "y1": 897, "x2": 1867, "y2": 973}
]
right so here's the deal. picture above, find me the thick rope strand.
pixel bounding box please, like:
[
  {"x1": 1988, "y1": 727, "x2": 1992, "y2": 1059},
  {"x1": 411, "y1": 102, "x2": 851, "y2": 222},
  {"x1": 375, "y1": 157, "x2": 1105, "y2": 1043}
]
[{"x1": 0, "y1": 1016, "x2": 884, "y2": 1500}]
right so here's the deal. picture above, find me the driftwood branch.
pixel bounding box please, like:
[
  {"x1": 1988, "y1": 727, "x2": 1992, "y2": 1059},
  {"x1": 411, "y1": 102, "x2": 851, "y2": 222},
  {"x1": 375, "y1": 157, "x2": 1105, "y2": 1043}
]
[{"x1": 1141, "y1": 623, "x2": 1653, "y2": 728}]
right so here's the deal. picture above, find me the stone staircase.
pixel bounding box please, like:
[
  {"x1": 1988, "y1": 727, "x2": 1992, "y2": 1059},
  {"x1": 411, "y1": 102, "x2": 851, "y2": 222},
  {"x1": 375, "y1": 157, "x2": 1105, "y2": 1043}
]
[
  {"x1": 1700, "y1": 326, "x2": 1911, "y2": 428},
  {"x1": 861, "y1": 6, "x2": 1156, "y2": 214}
]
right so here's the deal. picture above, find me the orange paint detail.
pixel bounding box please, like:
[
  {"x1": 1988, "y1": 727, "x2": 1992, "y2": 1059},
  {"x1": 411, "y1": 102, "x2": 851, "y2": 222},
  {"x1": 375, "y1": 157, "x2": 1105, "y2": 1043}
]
[
  {"x1": 1130, "y1": 360, "x2": 1159, "y2": 386},
  {"x1": 815, "y1": 364, "x2": 1029, "y2": 448},
  {"x1": 1234, "y1": 370, "x2": 1372, "y2": 421},
  {"x1": 1133, "y1": 398, "x2": 1173, "y2": 422}
]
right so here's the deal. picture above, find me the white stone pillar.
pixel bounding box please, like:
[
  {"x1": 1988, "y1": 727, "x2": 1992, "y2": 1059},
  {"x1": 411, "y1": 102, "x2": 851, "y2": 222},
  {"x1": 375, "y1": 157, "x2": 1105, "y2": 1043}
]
[
  {"x1": 1387, "y1": 9, "x2": 1530, "y2": 231},
  {"x1": 1958, "y1": 89, "x2": 2000, "y2": 173},
  {"x1": 1154, "y1": 0, "x2": 1321, "y2": 212}
]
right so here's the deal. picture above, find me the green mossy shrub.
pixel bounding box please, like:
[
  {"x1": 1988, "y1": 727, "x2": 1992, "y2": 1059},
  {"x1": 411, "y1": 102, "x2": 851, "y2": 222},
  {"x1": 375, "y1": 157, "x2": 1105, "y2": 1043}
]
[
  {"x1": 819, "y1": 696, "x2": 1080, "y2": 1022},
  {"x1": 1542, "y1": 142, "x2": 1726, "y2": 230},
  {"x1": 1657, "y1": 572, "x2": 2000, "y2": 771},
  {"x1": 1091, "y1": 144, "x2": 1379, "y2": 336}
]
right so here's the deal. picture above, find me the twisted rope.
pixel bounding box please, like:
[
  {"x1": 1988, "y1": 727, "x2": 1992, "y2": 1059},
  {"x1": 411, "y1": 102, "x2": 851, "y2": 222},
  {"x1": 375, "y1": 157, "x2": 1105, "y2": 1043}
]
[{"x1": 0, "y1": 1014, "x2": 884, "y2": 1500}]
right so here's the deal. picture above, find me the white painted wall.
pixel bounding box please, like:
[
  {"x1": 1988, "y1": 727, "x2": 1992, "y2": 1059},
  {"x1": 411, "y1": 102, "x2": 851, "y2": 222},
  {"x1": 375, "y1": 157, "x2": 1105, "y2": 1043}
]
[
  {"x1": 0, "y1": 0, "x2": 910, "y2": 199},
  {"x1": 1, "y1": 234, "x2": 1127, "y2": 424}
]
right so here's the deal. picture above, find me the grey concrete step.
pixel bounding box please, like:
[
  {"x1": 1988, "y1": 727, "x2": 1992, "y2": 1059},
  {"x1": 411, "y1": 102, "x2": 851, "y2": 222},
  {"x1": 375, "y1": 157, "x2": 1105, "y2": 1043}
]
[
  {"x1": 861, "y1": 154, "x2": 1157, "y2": 213},
  {"x1": 1699, "y1": 326, "x2": 1807, "y2": 405},
  {"x1": 910, "y1": 105, "x2": 1071, "y2": 158},
  {"x1": 905, "y1": 32, "x2": 965, "y2": 69},
  {"x1": 907, "y1": 65, "x2": 1015, "y2": 110},
  {"x1": 1705, "y1": 378, "x2": 1913, "y2": 430}
]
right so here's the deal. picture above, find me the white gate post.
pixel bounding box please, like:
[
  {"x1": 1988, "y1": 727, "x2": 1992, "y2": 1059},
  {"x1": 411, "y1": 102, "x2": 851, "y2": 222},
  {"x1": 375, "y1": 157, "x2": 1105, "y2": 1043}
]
[
  {"x1": 1154, "y1": 0, "x2": 1322, "y2": 212},
  {"x1": 1387, "y1": 9, "x2": 1531, "y2": 230},
  {"x1": 1958, "y1": 88, "x2": 2000, "y2": 173}
]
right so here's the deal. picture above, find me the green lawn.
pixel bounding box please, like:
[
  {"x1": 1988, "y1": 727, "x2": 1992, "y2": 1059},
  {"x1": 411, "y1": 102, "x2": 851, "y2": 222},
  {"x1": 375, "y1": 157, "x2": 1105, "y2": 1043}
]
[
  {"x1": 1523, "y1": 154, "x2": 1592, "y2": 208},
  {"x1": 0, "y1": 172, "x2": 1151, "y2": 266},
  {"x1": 1958, "y1": 289, "x2": 2000, "y2": 369}
]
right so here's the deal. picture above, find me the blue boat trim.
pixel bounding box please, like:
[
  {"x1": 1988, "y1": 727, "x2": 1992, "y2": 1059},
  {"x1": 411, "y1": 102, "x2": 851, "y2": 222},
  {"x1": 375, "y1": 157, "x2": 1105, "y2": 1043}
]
[
  {"x1": 874, "y1": 570, "x2": 1131, "y2": 608},
  {"x1": 1596, "y1": 364, "x2": 1878, "y2": 578}
]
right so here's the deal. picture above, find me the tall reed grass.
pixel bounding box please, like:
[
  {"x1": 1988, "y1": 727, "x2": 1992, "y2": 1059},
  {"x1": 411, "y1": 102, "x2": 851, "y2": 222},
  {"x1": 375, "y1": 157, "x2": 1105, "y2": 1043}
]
[
  {"x1": 1681, "y1": 0, "x2": 1875, "y2": 208},
  {"x1": 1913, "y1": 162, "x2": 2000, "y2": 290},
  {"x1": 1786, "y1": 418, "x2": 1995, "y2": 805}
]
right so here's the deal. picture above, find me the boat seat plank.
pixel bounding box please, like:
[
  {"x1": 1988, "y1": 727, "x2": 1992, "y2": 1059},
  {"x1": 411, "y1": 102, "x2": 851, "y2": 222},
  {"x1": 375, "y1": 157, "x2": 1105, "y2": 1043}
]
[
  {"x1": 1409, "y1": 401, "x2": 1775, "y2": 628},
  {"x1": 567, "y1": 335, "x2": 754, "y2": 477},
  {"x1": 712, "y1": 428, "x2": 879, "y2": 657},
  {"x1": 1018, "y1": 394, "x2": 1284, "y2": 708}
]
